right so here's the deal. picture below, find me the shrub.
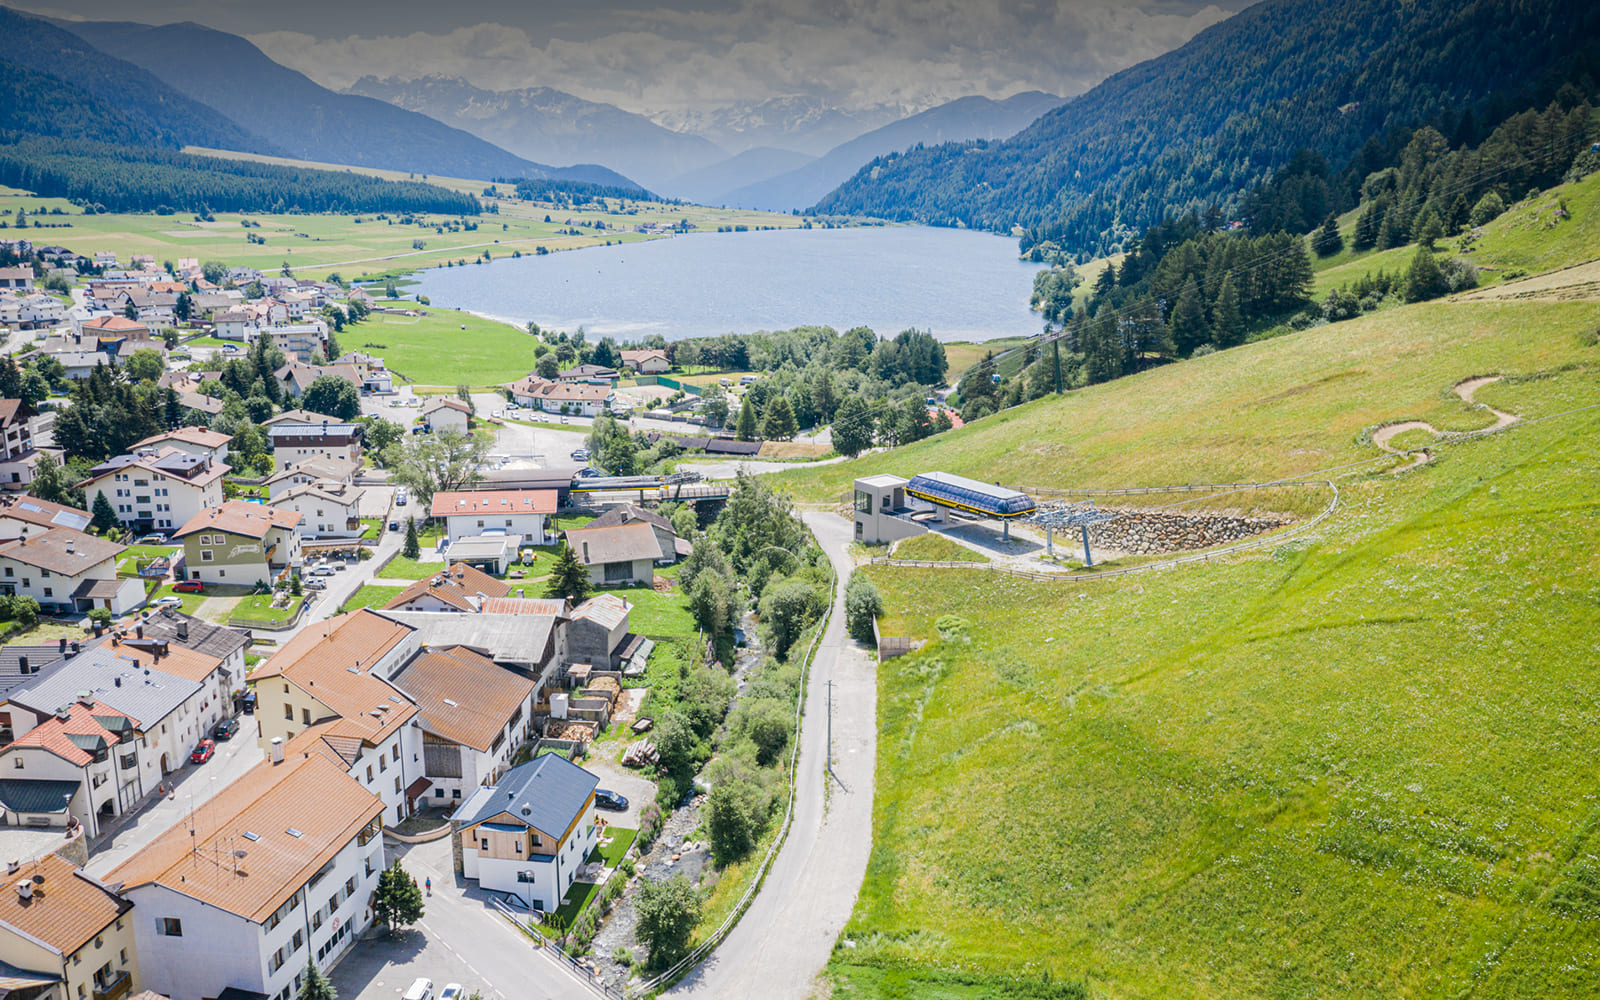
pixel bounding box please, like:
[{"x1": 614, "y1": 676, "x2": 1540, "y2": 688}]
[
  {"x1": 635, "y1": 875, "x2": 701, "y2": 969},
  {"x1": 637, "y1": 803, "x2": 664, "y2": 849},
  {"x1": 87, "y1": 607, "x2": 113, "y2": 626},
  {"x1": 844, "y1": 576, "x2": 883, "y2": 644}
]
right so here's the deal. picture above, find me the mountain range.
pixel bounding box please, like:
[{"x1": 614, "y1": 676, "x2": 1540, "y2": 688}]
[
  {"x1": 48, "y1": 15, "x2": 641, "y2": 189},
  {"x1": 815, "y1": 0, "x2": 1600, "y2": 254}
]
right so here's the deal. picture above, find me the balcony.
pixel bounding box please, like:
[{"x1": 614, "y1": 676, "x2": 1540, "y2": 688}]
[{"x1": 94, "y1": 971, "x2": 131, "y2": 1000}]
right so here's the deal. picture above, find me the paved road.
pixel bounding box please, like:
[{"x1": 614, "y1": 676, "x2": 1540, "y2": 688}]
[
  {"x1": 675, "y1": 455, "x2": 849, "y2": 481},
  {"x1": 85, "y1": 724, "x2": 263, "y2": 877},
  {"x1": 667, "y1": 513, "x2": 876, "y2": 999},
  {"x1": 331, "y1": 836, "x2": 598, "y2": 1000}
]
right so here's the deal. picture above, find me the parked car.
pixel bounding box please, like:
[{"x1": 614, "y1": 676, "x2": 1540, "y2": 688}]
[
  {"x1": 389, "y1": 520, "x2": 400, "y2": 531},
  {"x1": 570, "y1": 448, "x2": 589, "y2": 460},
  {"x1": 151, "y1": 595, "x2": 183, "y2": 609},
  {"x1": 402, "y1": 980, "x2": 434, "y2": 1000},
  {"x1": 212, "y1": 718, "x2": 240, "y2": 741},
  {"x1": 189, "y1": 739, "x2": 216, "y2": 764},
  {"x1": 574, "y1": 467, "x2": 601, "y2": 478},
  {"x1": 594, "y1": 789, "x2": 628, "y2": 811},
  {"x1": 439, "y1": 986, "x2": 462, "y2": 1000},
  {"x1": 310, "y1": 566, "x2": 336, "y2": 577},
  {"x1": 241, "y1": 691, "x2": 257, "y2": 714},
  {"x1": 396, "y1": 490, "x2": 408, "y2": 506},
  {"x1": 305, "y1": 578, "x2": 328, "y2": 591},
  {"x1": 136, "y1": 533, "x2": 168, "y2": 545},
  {"x1": 172, "y1": 580, "x2": 204, "y2": 593}
]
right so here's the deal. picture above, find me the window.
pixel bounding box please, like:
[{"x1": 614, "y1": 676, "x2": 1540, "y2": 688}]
[
  {"x1": 452, "y1": 789, "x2": 461, "y2": 798},
  {"x1": 201, "y1": 550, "x2": 213, "y2": 562},
  {"x1": 346, "y1": 876, "x2": 357, "y2": 895},
  {"x1": 285, "y1": 705, "x2": 294, "y2": 720},
  {"x1": 302, "y1": 708, "x2": 311, "y2": 725},
  {"x1": 394, "y1": 776, "x2": 401, "y2": 793},
  {"x1": 291, "y1": 929, "x2": 303, "y2": 953},
  {"x1": 11, "y1": 758, "x2": 20, "y2": 769},
  {"x1": 854, "y1": 489, "x2": 872, "y2": 514},
  {"x1": 392, "y1": 744, "x2": 399, "y2": 761},
  {"x1": 42, "y1": 588, "x2": 51, "y2": 598},
  {"x1": 481, "y1": 838, "x2": 489, "y2": 851},
  {"x1": 159, "y1": 917, "x2": 182, "y2": 936},
  {"x1": 515, "y1": 841, "x2": 522, "y2": 853},
  {"x1": 366, "y1": 765, "x2": 373, "y2": 782},
  {"x1": 379, "y1": 755, "x2": 386, "y2": 773},
  {"x1": 311, "y1": 909, "x2": 322, "y2": 931}
]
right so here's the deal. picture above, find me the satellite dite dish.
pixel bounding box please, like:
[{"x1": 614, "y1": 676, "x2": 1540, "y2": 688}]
[{"x1": 234, "y1": 850, "x2": 249, "y2": 859}]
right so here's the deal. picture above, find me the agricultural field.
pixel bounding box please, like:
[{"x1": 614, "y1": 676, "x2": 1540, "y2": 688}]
[{"x1": 0, "y1": 166, "x2": 798, "y2": 285}]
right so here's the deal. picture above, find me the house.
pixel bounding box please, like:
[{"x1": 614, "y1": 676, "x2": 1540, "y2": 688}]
[
  {"x1": 420, "y1": 397, "x2": 472, "y2": 434},
  {"x1": 376, "y1": 612, "x2": 565, "y2": 695},
  {"x1": 249, "y1": 610, "x2": 422, "y2": 825},
  {"x1": 211, "y1": 309, "x2": 255, "y2": 341},
  {"x1": 130, "y1": 427, "x2": 232, "y2": 465},
  {"x1": 440, "y1": 536, "x2": 516, "y2": 575},
  {"x1": 173, "y1": 501, "x2": 302, "y2": 586},
  {"x1": 260, "y1": 323, "x2": 329, "y2": 364},
  {"x1": 555, "y1": 364, "x2": 620, "y2": 384},
  {"x1": 0, "y1": 292, "x2": 64, "y2": 331},
  {"x1": 0, "y1": 698, "x2": 139, "y2": 835},
  {"x1": 52, "y1": 352, "x2": 112, "y2": 382},
  {"x1": 0, "y1": 852, "x2": 138, "y2": 1000},
  {"x1": 0, "y1": 399, "x2": 41, "y2": 490},
  {"x1": 619, "y1": 349, "x2": 669, "y2": 374},
  {"x1": 263, "y1": 457, "x2": 357, "y2": 501},
  {"x1": 563, "y1": 522, "x2": 663, "y2": 587},
  {"x1": 390, "y1": 645, "x2": 536, "y2": 804},
  {"x1": 0, "y1": 528, "x2": 144, "y2": 616},
  {"x1": 0, "y1": 267, "x2": 33, "y2": 292},
  {"x1": 564, "y1": 593, "x2": 651, "y2": 674},
  {"x1": 333, "y1": 352, "x2": 394, "y2": 394},
  {"x1": 263, "y1": 414, "x2": 362, "y2": 470},
  {"x1": 0, "y1": 495, "x2": 91, "y2": 540},
  {"x1": 8, "y1": 643, "x2": 216, "y2": 793},
  {"x1": 588, "y1": 503, "x2": 690, "y2": 563},
  {"x1": 109, "y1": 752, "x2": 385, "y2": 1000},
  {"x1": 505, "y1": 376, "x2": 614, "y2": 417},
  {"x1": 267, "y1": 482, "x2": 365, "y2": 539},
  {"x1": 0, "y1": 636, "x2": 232, "y2": 836},
  {"x1": 80, "y1": 316, "x2": 151, "y2": 345},
  {"x1": 274, "y1": 362, "x2": 361, "y2": 400},
  {"x1": 80, "y1": 448, "x2": 228, "y2": 535},
  {"x1": 116, "y1": 609, "x2": 250, "y2": 714},
  {"x1": 430, "y1": 490, "x2": 558, "y2": 547},
  {"x1": 450, "y1": 754, "x2": 600, "y2": 913},
  {"x1": 382, "y1": 563, "x2": 512, "y2": 614}
]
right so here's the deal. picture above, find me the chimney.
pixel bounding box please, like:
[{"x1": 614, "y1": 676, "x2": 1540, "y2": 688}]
[
  {"x1": 17, "y1": 656, "x2": 26, "y2": 674},
  {"x1": 5, "y1": 861, "x2": 17, "y2": 876},
  {"x1": 135, "y1": 625, "x2": 143, "y2": 640},
  {"x1": 15, "y1": 880, "x2": 32, "y2": 900},
  {"x1": 70, "y1": 641, "x2": 80, "y2": 656},
  {"x1": 92, "y1": 620, "x2": 104, "y2": 638},
  {"x1": 582, "y1": 542, "x2": 589, "y2": 562},
  {"x1": 176, "y1": 621, "x2": 188, "y2": 640},
  {"x1": 58, "y1": 638, "x2": 67, "y2": 655},
  {"x1": 270, "y1": 737, "x2": 283, "y2": 764}
]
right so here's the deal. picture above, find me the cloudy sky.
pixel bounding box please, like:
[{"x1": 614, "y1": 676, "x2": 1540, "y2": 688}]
[{"x1": 22, "y1": 0, "x2": 1246, "y2": 116}]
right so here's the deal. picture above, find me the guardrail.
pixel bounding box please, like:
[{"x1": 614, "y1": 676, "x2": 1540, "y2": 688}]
[
  {"x1": 627, "y1": 530, "x2": 839, "y2": 998},
  {"x1": 491, "y1": 898, "x2": 627, "y2": 1000}
]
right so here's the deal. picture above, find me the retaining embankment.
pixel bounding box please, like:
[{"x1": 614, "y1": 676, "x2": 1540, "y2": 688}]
[{"x1": 1085, "y1": 507, "x2": 1293, "y2": 555}]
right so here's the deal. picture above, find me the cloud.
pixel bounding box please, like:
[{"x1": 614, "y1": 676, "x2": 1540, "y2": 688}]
[{"x1": 250, "y1": 0, "x2": 1233, "y2": 115}]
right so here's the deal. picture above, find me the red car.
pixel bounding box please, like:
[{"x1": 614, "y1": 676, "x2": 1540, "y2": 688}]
[
  {"x1": 173, "y1": 580, "x2": 205, "y2": 594},
  {"x1": 189, "y1": 739, "x2": 216, "y2": 764}
]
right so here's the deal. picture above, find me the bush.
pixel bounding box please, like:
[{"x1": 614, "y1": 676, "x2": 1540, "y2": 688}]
[
  {"x1": 87, "y1": 607, "x2": 113, "y2": 625},
  {"x1": 1468, "y1": 190, "x2": 1506, "y2": 228},
  {"x1": 759, "y1": 578, "x2": 827, "y2": 659},
  {"x1": 635, "y1": 875, "x2": 702, "y2": 969},
  {"x1": 844, "y1": 576, "x2": 883, "y2": 644},
  {"x1": 637, "y1": 803, "x2": 664, "y2": 849}
]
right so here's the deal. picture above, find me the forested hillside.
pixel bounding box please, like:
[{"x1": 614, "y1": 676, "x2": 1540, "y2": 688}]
[
  {"x1": 0, "y1": 138, "x2": 482, "y2": 216},
  {"x1": 0, "y1": 6, "x2": 273, "y2": 154},
  {"x1": 814, "y1": 0, "x2": 1600, "y2": 256}
]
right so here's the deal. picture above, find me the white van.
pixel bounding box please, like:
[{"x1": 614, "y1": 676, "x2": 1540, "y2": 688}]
[{"x1": 403, "y1": 979, "x2": 434, "y2": 1000}]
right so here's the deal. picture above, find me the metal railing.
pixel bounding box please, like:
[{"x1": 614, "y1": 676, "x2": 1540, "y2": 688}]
[{"x1": 627, "y1": 532, "x2": 839, "y2": 997}]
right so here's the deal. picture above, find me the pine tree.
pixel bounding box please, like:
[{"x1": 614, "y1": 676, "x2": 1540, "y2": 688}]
[
  {"x1": 831, "y1": 395, "x2": 873, "y2": 458},
  {"x1": 90, "y1": 492, "x2": 120, "y2": 534},
  {"x1": 403, "y1": 517, "x2": 420, "y2": 559},
  {"x1": 1310, "y1": 214, "x2": 1344, "y2": 257},
  {"x1": 371, "y1": 862, "x2": 425, "y2": 934},
  {"x1": 734, "y1": 396, "x2": 758, "y2": 441},
  {"x1": 1168, "y1": 277, "x2": 1209, "y2": 356},
  {"x1": 295, "y1": 961, "x2": 336, "y2": 1000},
  {"x1": 1404, "y1": 246, "x2": 1447, "y2": 303},
  {"x1": 1353, "y1": 201, "x2": 1382, "y2": 250},
  {"x1": 544, "y1": 541, "x2": 592, "y2": 603},
  {"x1": 1211, "y1": 274, "x2": 1245, "y2": 348},
  {"x1": 760, "y1": 396, "x2": 797, "y2": 441}
]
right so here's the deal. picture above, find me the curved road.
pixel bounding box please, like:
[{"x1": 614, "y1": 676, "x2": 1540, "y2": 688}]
[{"x1": 668, "y1": 512, "x2": 877, "y2": 999}]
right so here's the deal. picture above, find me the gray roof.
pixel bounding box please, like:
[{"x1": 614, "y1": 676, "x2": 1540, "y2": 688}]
[
  {"x1": 446, "y1": 536, "x2": 515, "y2": 560},
  {"x1": 565, "y1": 522, "x2": 663, "y2": 566},
  {"x1": 11, "y1": 647, "x2": 201, "y2": 729},
  {"x1": 450, "y1": 754, "x2": 598, "y2": 837},
  {"x1": 375, "y1": 612, "x2": 558, "y2": 669},
  {"x1": 0, "y1": 647, "x2": 68, "y2": 702},
  {"x1": 118, "y1": 609, "x2": 249, "y2": 663},
  {"x1": 0, "y1": 780, "x2": 79, "y2": 815}
]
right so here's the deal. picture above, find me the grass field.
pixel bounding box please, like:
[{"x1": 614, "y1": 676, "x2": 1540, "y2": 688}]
[
  {"x1": 889, "y1": 533, "x2": 987, "y2": 562},
  {"x1": 228, "y1": 594, "x2": 305, "y2": 627},
  {"x1": 349, "y1": 309, "x2": 537, "y2": 387},
  {"x1": 0, "y1": 165, "x2": 799, "y2": 285},
  {"x1": 818, "y1": 245, "x2": 1600, "y2": 996},
  {"x1": 339, "y1": 584, "x2": 406, "y2": 613}
]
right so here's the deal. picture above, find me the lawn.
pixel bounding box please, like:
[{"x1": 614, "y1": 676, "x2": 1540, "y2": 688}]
[
  {"x1": 351, "y1": 310, "x2": 539, "y2": 386},
  {"x1": 825, "y1": 310, "x2": 1600, "y2": 998},
  {"x1": 146, "y1": 583, "x2": 205, "y2": 614},
  {"x1": 339, "y1": 584, "x2": 407, "y2": 613},
  {"x1": 889, "y1": 533, "x2": 987, "y2": 562},
  {"x1": 358, "y1": 518, "x2": 383, "y2": 541},
  {"x1": 227, "y1": 593, "x2": 305, "y2": 627},
  {"x1": 613, "y1": 585, "x2": 695, "y2": 639},
  {"x1": 589, "y1": 827, "x2": 637, "y2": 868},
  {"x1": 375, "y1": 553, "x2": 447, "y2": 581},
  {"x1": 115, "y1": 544, "x2": 178, "y2": 578}
]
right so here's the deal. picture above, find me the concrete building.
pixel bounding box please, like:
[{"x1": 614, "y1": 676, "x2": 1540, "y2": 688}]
[
  {"x1": 109, "y1": 753, "x2": 385, "y2": 1000},
  {"x1": 263, "y1": 457, "x2": 357, "y2": 501},
  {"x1": 563, "y1": 522, "x2": 663, "y2": 587},
  {"x1": 80, "y1": 449, "x2": 228, "y2": 536},
  {"x1": 564, "y1": 594, "x2": 650, "y2": 674},
  {"x1": 267, "y1": 482, "x2": 366, "y2": 539},
  {"x1": 391, "y1": 646, "x2": 536, "y2": 806},
  {"x1": 451, "y1": 754, "x2": 600, "y2": 913},
  {"x1": 430, "y1": 490, "x2": 558, "y2": 547},
  {"x1": 265, "y1": 419, "x2": 363, "y2": 471},
  {"x1": 129, "y1": 428, "x2": 232, "y2": 466},
  {"x1": 173, "y1": 502, "x2": 303, "y2": 587},
  {"x1": 851, "y1": 474, "x2": 928, "y2": 545},
  {"x1": 250, "y1": 611, "x2": 423, "y2": 826},
  {"x1": 420, "y1": 397, "x2": 471, "y2": 434},
  {"x1": 381, "y1": 563, "x2": 512, "y2": 614},
  {"x1": 505, "y1": 377, "x2": 613, "y2": 416},
  {"x1": 0, "y1": 851, "x2": 138, "y2": 1000},
  {"x1": 0, "y1": 496, "x2": 91, "y2": 540},
  {"x1": 0, "y1": 400, "x2": 41, "y2": 491}
]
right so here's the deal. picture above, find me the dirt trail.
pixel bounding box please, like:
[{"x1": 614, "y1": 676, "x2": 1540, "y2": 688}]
[{"x1": 1371, "y1": 376, "x2": 1519, "y2": 472}]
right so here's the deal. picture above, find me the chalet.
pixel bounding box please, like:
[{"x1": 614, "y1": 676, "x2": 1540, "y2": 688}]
[
  {"x1": 0, "y1": 852, "x2": 138, "y2": 1000},
  {"x1": 267, "y1": 481, "x2": 366, "y2": 539},
  {"x1": 421, "y1": 397, "x2": 472, "y2": 434},
  {"x1": 0, "y1": 399, "x2": 40, "y2": 490},
  {"x1": 619, "y1": 349, "x2": 669, "y2": 374},
  {"x1": 0, "y1": 528, "x2": 144, "y2": 616},
  {"x1": 173, "y1": 501, "x2": 302, "y2": 586},
  {"x1": 563, "y1": 521, "x2": 664, "y2": 587},
  {"x1": 431, "y1": 490, "x2": 558, "y2": 547},
  {"x1": 505, "y1": 376, "x2": 613, "y2": 417},
  {"x1": 130, "y1": 427, "x2": 232, "y2": 465},
  {"x1": 391, "y1": 645, "x2": 537, "y2": 804},
  {"x1": 0, "y1": 266, "x2": 34, "y2": 292}
]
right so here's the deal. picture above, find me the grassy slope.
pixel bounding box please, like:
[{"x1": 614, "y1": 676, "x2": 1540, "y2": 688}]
[
  {"x1": 819, "y1": 212, "x2": 1600, "y2": 996},
  {"x1": 349, "y1": 310, "x2": 538, "y2": 386}
]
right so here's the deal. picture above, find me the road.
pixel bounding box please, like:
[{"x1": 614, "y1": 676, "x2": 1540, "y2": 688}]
[
  {"x1": 667, "y1": 513, "x2": 877, "y2": 999},
  {"x1": 331, "y1": 836, "x2": 599, "y2": 1000}
]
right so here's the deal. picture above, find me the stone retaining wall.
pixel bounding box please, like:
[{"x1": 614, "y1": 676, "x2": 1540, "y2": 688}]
[{"x1": 1085, "y1": 507, "x2": 1293, "y2": 555}]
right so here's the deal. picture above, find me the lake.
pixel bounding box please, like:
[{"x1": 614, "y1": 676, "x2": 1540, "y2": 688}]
[{"x1": 408, "y1": 225, "x2": 1044, "y2": 342}]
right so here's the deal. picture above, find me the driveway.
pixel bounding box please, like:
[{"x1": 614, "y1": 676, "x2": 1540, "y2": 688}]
[
  {"x1": 579, "y1": 756, "x2": 657, "y2": 832},
  {"x1": 667, "y1": 513, "x2": 877, "y2": 999},
  {"x1": 330, "y1": 837, "x2": 599, "y2": 1000}
]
